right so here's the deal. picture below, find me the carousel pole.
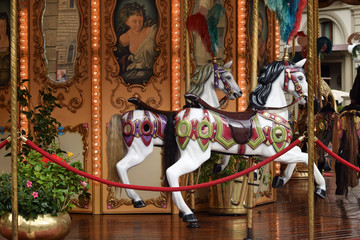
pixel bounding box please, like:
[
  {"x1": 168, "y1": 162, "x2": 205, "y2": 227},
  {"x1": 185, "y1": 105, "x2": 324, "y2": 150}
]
[
  {"x1": 315, "y1": 0, "x2": 322, "y2": 107},
  {"x1": 247, "y1": 0, "x2": 258, "y2": 238},
  {"x1": 10, "y1": 0, "x2": 18, "y2": 239},
  {"x1": 183, "y1": 0, "x2": 196, "y2": 211},
  {"x1": 307, "y1": 0, "x2": 316, "y2": 239}
]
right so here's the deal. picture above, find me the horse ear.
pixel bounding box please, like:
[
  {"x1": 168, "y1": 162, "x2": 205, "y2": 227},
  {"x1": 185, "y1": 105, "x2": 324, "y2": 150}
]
[
  {"x1": 223, "y1": 61, "x2": 233, "y2": 68},
  {"x1": 294, "y1": 59, "x2": 306, "y2": 68}
]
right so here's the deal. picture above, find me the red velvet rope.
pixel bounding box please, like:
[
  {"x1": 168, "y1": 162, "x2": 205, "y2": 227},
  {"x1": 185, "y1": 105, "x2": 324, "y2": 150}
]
[
  {"x1": 24, "y1": 138, "x2": 301, "y2": 192},
  {"x1": 315, "y1": 139, "x2": 360, "y2": 173},
  {"x1": 0, "y1": 138, "x2": 9, "y2": 150}
]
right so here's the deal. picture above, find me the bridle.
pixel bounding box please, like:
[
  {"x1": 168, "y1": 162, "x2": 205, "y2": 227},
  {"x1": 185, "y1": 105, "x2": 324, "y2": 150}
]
[{"x1": 213, "y1": 62, "x2": 234, "y2": 107}]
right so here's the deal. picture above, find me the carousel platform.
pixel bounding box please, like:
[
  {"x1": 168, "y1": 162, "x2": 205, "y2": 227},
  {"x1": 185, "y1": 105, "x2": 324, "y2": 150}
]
[{"x1": 19, "y1": 175, "x2": 359, "y2": 240}]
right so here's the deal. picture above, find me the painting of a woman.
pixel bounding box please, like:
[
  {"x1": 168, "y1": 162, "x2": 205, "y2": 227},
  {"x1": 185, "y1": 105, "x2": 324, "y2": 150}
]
[
  {"x1": 0, "y1": 12, "x2": 10, "y2": 87},
  {"x1": 114, "y1": 1, "x2": 158, "y2": 85}
]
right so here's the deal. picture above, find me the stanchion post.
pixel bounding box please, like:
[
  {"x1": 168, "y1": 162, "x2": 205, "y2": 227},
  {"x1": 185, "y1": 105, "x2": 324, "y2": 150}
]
[
  {"x1": 307, "y1": 0, "x2": 316, "y2": 239},
  {"x1": 10, "y1": 0, "x2": 18, "y2": 239}
]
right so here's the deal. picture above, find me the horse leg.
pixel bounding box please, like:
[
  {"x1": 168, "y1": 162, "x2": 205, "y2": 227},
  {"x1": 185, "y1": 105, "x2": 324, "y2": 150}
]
[
  {"x1": 116, "y1": 141, "x2": 154, "y2": 208},
  {"x1": 272, "y1": 163, "x2": 296, "y2": 188},
  {"x1": 275, "y1": 146, "x2": 326, "y2": 198},
  {"x1": 166, "y1": 148, "x2": 210, "y2": 227}
]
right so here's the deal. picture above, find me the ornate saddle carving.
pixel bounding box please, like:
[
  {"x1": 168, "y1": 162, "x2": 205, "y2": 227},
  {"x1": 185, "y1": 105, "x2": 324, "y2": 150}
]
[
  {"x1": 185, "y1": 94, "x2": 256, "y2": 144},
  {"x1": 128, "y1": 97, "x2": 175, "y2": 118}
]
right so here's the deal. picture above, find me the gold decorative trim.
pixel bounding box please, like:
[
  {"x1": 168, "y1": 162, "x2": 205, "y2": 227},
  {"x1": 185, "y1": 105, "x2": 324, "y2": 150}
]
[
  {"x1": 64, "y1": 123, "x2": 90, "y2": 209},
  {"x1": 172, "y1": 0, "x2": 181, "y2": 111},
  {"x1": 91, "y1": 0, "x2": 101, "y2": 179},
  {"x1": 237, "y1": 0, "x2": 247, "y2": 111},
  {"x1": 106, "y1": 185, "x2": 168, "y2": 209},
  {"x1": 19, "y1": 1, "x2": 29, "y2": 134}
]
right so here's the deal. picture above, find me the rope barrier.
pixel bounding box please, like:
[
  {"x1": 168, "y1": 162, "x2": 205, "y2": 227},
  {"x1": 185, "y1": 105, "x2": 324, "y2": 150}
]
[
  {"x1": 0, "y1": 137, "x2": 10, "y2": 150},
  {"x1": 22, "y1": 136, "x2": 302, "y2": 192},
  {"x1": 315, "y1": 138, "x2": 360, "y2": 173}
]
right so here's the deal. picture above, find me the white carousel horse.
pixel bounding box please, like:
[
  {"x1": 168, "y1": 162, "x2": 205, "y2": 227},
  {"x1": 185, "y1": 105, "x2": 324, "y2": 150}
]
[
  {"x1": 107, "y1": 61, "x2": 242, "y2": 208},
  {"x1": 164, "y1": 59, "x2": 326, "y2": 226}
]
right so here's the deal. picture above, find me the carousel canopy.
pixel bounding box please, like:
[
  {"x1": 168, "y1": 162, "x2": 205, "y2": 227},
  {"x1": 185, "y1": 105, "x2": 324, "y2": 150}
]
[{"x1": 319, "y1": 0, "x2": 360, "y2": 8}]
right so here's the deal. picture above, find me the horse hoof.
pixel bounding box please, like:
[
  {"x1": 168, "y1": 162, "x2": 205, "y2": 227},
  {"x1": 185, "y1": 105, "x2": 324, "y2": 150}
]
[
  {"x1": 212, "y1": 164, "x2": 222, "y2": 174},
  {"x1": 179, "y1": 212, "x2": 183, "y2": 218},
  {"x1": 183, "y1": 213, "x2": 198, "y2": 223},
  {"x1": 272, "y1": 176, "x2": 284, "y2": 188},
  {"x1": 187, "y1": 222, "x2": 200, "y2": 228},
  {"x1": 132, "y1": 200, "x2": 146, "y2": 208},
  {"x1": 315, "y1": 188, "x2": 326, "y2": 199}
]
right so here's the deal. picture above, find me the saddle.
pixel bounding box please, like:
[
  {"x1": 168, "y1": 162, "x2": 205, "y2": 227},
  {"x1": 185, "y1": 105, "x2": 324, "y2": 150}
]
[
  {"x1": 185, "y1": 93, "x2": 256, "y2": 144},
  {"x1": 128, "y1": 97, "x2": 175, "y2": 118}
]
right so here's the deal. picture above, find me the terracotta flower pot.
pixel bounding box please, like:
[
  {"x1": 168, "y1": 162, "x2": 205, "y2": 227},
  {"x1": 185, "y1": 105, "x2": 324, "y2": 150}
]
[{"x1": 0, "y1": 212, "x2": 71, "y2": 240}]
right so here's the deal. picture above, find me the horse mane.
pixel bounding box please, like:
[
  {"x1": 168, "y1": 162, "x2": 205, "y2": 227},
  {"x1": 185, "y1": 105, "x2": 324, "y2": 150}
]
[
  {"x1": 249, "y1": 61, "x2": 286, "y2": 108},
  {"x1": 186, "y1": 63, "x2": 214, "y2": 97}
]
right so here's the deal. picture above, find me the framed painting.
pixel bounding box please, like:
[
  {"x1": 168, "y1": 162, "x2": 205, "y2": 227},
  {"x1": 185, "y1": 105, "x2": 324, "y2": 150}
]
[
  {"x1": 113, "y1": 0, "x2": 159, "y2": 85},
  {"x1": 0, "y1": 0, "x2": 10, "y2": 88}
]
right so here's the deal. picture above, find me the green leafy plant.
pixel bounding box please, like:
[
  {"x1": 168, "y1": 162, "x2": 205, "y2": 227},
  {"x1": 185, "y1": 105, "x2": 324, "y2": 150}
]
[
  {"x1": 195, "y1": 153, "x2": 247, "y2": 184},
  {"x1": 0, "y1": 145, "x2": 90, "y2": 220},
  {"x1": 1, "y1": 80, "x2": 90, "y2": 220}
]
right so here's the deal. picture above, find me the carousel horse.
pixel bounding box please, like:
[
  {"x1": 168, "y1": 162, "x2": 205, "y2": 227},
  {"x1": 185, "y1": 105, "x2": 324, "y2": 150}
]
[
  {"x1": 334, "y1": 106, "x2": 360, "y2": 196},
  {"x1": 164, "y1": 59, "x2": 326, "y2": 226},
  {"x1": 107, "y1": 61, "x2": 242, "y2": 208},
  {"x1": 314, "y1": 103, "x2": 338, "y2": 173},
  {"x1": 334, "y1": 66, "x2": 360, "y2": 196}
]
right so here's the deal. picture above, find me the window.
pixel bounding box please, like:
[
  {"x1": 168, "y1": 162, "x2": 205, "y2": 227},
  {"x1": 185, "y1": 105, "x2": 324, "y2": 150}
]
[
  {"x1": 320, "y1": 21, "x2": 333, "y2": 42},
  {"x1": 67, "y1": 44, "x2": 75, "y2": 63},
  {"x1": 69, "y1": 0, "x2": 75, "y2": 8}
]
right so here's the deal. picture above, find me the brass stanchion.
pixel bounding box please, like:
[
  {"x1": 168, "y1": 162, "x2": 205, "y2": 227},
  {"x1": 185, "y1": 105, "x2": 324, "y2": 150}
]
[
  {"x1": 10, "y1": 0, "x2": 18, "y2": 239},
  {"x1": 307, "y1": 0, "x2": 316, "y2": 239}
]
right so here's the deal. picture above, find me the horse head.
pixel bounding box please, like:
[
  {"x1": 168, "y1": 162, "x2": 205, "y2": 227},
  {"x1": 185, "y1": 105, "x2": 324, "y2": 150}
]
[
  {"x1": 213, "y1": 61, "x2": 242, "y2": 100},
  {"x1": 284, "y1": 59, "x2": 308, "y2": 105}
]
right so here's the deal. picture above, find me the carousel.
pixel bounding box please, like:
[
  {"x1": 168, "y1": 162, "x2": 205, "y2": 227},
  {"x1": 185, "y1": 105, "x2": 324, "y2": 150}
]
[{"x1": 1, "y1": 0, "x2": 360, "y2": 239}]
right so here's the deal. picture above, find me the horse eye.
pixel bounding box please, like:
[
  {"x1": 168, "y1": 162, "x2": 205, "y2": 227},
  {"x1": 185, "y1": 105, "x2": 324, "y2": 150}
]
[
  {"x1": 298, "y1": 76, "x2": 303, "y2": 81},
  {"x1": 226, "y1": 75, "x2": 231, "y2": 80}
]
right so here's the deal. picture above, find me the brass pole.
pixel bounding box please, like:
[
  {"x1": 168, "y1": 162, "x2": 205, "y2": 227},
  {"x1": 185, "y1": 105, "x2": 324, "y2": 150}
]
[
  {"x1": 247, "y1": 0, "x2": 258, "y2": 237},
  {"x1": 246, "y1": 157, "x2": 254, "y2": 239},
  {"x1": 10, "y1": 0, "x2": 18, "y2": 239},
  {"x1": 307, "y1": 0, "x2": 315, "y2": 239},
  {"x1": 315, "y1": 0, "x2": 322, "y2": 107},
  {"x1": 183, "y1": 0, "x2": 195, "y2": 211},
  {"x1": 250, "y1": 0, "x2": 258, "y2": 91}
]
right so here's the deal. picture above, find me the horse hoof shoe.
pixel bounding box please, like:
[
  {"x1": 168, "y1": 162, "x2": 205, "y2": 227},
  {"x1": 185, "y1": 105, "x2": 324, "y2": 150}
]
[
  {"x1": 315, "y1": 188, "x2": 326, "y2": 199},
  {"x1": 132, "y1": 200, "x2": 146, "y2": 208},
  {"x1": 272, "y1": 176, "x2": 284, "y2": 188},
  {"x1": 183, "y1": 214, "x2": 198, "y2": 223}
]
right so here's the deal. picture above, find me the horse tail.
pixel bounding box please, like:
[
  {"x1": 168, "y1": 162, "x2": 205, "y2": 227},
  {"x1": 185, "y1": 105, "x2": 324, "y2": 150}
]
[
  {"x1": 335, "y1": 112, "x2": 359, "y2": 196},
  {"x1": 107, "y1": 114, "x2": 126, "y2": 182},
  {"x1": 343, "y1": 113, "x2": 359, "y2": 187},
  {"x1": 163, "y1": 112, "x2": 178, "y2": 186}
]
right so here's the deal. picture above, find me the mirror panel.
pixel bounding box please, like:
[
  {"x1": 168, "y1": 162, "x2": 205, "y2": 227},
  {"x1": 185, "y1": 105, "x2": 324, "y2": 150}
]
[{"x1": 41, "y1": 0, "x2": 79, "y2": 84}]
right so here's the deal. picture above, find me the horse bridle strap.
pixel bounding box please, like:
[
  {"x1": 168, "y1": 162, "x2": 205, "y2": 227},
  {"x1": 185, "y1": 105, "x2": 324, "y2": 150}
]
[
  {"x1": 254, "y1": 96, "x2": 303, "y2": 111},
  {"x1": 284, "y1": 62, "x2": 304, "y2": 95},
  {"x1": 213, "y1": 63, "x2": 233, "y2": 95}
]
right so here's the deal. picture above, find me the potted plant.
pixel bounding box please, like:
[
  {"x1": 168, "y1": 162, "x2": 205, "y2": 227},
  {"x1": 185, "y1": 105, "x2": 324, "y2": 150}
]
[{"x1": 0, "y1": 83, "x2": 90, "y2": 239}]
